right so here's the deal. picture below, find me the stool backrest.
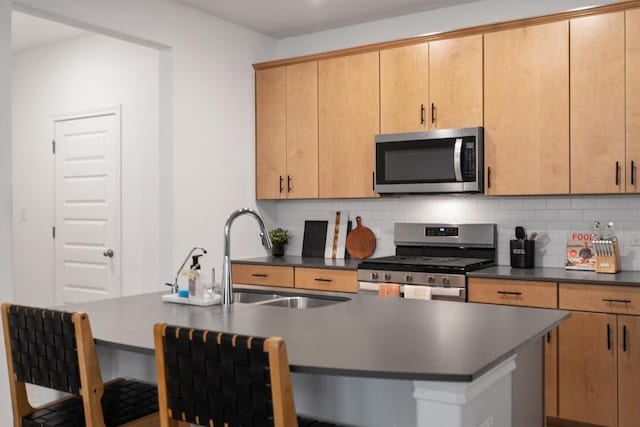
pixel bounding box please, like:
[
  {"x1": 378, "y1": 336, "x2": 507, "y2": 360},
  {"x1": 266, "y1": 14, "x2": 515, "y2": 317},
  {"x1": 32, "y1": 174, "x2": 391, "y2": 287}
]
[
  {"x1": 2, "y1": 303, "x2": 106, "y2": 426},
  {"x1": 154, "y1": 323, "x2": 297, "y2": 427}
]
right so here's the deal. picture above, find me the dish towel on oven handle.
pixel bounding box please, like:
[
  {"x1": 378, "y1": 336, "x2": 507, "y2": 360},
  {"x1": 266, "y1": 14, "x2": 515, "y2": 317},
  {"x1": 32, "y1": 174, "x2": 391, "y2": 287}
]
[{"x1": 403, "y1": 285, "x2": 432, "y2": 300}]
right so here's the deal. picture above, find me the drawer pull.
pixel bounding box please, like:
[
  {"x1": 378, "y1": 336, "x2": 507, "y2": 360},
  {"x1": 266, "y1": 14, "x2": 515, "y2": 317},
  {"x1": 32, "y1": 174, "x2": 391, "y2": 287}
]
[
  {"x1": 602, "y1": 298, "x2": 631, "y2": 304},
  {"x1": 547, "y1": 332, "x2": 552, "y2": 343},
  {"x1": 623, "y1": 325, "x2": 628, "y2": 352},
  {"x1": 497, "y1": 290, "x2": 522, "y2": 296},
  {"x1": 314, "y1": 278, "x2": 332, "y2": 282},
  {"x1": 252, "y1": 274, "x2": 268, "y2": 278},
  {"x1": 607, "y1": 323, "x2": 612, "y2": 350}
]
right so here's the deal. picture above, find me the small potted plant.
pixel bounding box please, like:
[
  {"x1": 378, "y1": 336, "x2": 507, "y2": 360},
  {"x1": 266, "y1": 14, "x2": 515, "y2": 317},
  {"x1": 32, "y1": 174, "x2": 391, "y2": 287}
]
[{"x1": 269, "y1": 228, "x2": 289, "y2": 257}]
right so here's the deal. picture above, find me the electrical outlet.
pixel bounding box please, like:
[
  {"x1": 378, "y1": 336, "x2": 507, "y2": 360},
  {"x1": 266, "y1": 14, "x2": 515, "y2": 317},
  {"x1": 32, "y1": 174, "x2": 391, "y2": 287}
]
[{"x1": 632, "y1": 233, "x2": 640, "y2": 247}]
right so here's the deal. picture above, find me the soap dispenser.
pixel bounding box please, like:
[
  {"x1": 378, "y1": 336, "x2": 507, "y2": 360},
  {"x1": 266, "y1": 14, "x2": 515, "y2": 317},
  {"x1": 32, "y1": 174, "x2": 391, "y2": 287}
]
[{"x1": 189, "y1": 254, "x2": 203, "y2": 298}]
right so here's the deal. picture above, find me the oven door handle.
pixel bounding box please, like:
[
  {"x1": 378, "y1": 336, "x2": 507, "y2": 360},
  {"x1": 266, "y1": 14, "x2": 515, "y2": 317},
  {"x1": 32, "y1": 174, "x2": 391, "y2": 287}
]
[
  {"x1": 430, "y1": 287, "x2": 464, "y2": 297},
  {"x1": 453, "y1": 138, "x2": 463, "y2": 182}
]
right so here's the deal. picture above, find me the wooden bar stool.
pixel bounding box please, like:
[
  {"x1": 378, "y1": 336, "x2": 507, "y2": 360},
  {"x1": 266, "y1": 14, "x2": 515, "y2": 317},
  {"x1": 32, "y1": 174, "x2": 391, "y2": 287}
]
[
  {"x1": 1, "y1": 303, "x2": 159, "y2": 427},
  {"x1": 154, "y1": 323, "x2": 341, "y2": 427}
]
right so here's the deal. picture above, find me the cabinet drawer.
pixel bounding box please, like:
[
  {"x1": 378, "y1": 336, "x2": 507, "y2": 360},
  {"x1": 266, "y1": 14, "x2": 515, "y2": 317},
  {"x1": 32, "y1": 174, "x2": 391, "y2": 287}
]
[
  {"x1": 295, "y1": 268, "x2": 358, "y2": 293},
  {"x1": 559, "y1": 283, "x2": 640, "y2": 314},
  {"x1": 468, "y1": 278, "x2": 558, "y2": 308},
  {"x1": 231, "y1": 264, "x2": 294, "y2": 288}
]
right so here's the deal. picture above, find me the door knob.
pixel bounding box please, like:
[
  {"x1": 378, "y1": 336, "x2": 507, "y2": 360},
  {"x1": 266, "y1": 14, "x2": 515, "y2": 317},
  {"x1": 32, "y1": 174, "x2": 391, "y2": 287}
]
[{"x1": 103, "y1": 249, "x2": 114, "y2": 258}]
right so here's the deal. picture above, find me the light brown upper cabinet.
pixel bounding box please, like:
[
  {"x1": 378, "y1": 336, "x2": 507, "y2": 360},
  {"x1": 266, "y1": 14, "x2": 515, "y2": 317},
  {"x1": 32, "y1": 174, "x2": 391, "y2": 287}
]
[
  {"x1": 627, "y1": 9, "x2": 640, "y2": 193},
  {"x1": 484, "y1": 21, "x2": 569, "y2": 195},
  {"x1": 380, "y1": 43, "x2": 429, "y2": 133},
  {"x1": 318, "y1": 52, "x2": 379, "y2": 198},
  {"x1": 285, "y1": 62, "x2": 318, "y2": 198},
  {"x1": 570, "y1": 12, "x2": 626, "y2": 194},
  {"x1": 256, "y1": 67, "x2": 286, "y2": 199},
  {"x1": 429, "y1": 35, "x2": 483, "y2": 130},
  {"x1": 255, "y1": 62, "x2": 318, "y2": 200},
  {"x1": 380, "y1": 35, "x2": 482, "y2": 134}
]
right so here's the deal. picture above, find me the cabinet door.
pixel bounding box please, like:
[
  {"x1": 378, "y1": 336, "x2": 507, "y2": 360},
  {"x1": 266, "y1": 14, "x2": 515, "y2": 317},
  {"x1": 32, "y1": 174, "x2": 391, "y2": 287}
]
[
  {"x1": 318, "y1": 52, "x2": 379, "y2": 198},
  {"x1": 558, "y1": 311, "x2": 617, "y2": 426},
  {"x1": 231, "y1": 264, "x2": 294, "y2": 288},
  {"x1": 256, "y1": 67, "x2": 286, "y2": 199},
  {"x1": 618, "y1": 315, "x2": 640, "y2": 427},
  {"x1": 627, "y1": 9, "x2": 640, "y2": 193},
  {"x1": 545, "y1": 328, "x2": 558, "y2": 420},
  {"x1": 484, "y1": 21, "x2": 569, "y2": 195},
  {"x1": 380, "y1": 43, "x2": 429, "y2": 133},
  {"x1": 286, "y1": 61, "x2": 318, "y2": 198},
  {"x1": 294, "y1": 268, "x2": 358, "y2": 293},
  {"x1": 467, "y1": 278, "x2": 557, "y2": 308},
  {"x1": 570, "y1": 12, "x2": 625, "y2": 194},
  {"x1": 429, "y1": 35, "x2": 483, "y2": 130}
]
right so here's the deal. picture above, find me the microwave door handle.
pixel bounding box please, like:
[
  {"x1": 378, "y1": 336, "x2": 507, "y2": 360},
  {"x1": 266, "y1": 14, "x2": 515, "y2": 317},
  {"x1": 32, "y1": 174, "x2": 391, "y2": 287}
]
[{"x1": 453, "y1": 138, "x2": 463, "y2": 181}]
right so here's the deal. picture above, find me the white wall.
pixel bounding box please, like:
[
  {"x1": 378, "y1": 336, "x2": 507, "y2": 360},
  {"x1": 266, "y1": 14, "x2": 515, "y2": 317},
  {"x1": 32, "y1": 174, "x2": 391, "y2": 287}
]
[
  {"x1": 12, "y1": 33, "x2": 160, "y2": 305},
  {"x1": 9, "y1": 0, "x2": 277, "y2": 289},
  {"x1": 277, "y1": 0, "x2": 618, "y2": 57},
  {"x1": 0, "y1": 0, "x2": 13, "y2": 423}
]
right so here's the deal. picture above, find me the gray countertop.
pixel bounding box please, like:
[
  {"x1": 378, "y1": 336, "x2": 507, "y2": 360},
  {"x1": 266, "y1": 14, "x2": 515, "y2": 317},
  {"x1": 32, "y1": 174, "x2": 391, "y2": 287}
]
[
  {"x1": 469, "y1": 266, "x2": 640, "y2": 287},
  {"x1": 232, "y1": 256, "x2": 361, "y2": 271},
  {"x1": 61, "y1": 287, "x2": 567, "y2": 382}
]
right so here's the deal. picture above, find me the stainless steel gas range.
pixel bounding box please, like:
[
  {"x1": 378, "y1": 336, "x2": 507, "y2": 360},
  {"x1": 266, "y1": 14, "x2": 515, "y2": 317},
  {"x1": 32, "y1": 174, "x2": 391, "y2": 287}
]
[{"x1": 357, "y1": 223, "x2": 497, "y2": 302}]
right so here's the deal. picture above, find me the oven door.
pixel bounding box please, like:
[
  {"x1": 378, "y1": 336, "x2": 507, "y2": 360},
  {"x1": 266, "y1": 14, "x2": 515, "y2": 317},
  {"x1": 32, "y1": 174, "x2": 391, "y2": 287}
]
[{"x1": 374, "y1": 127, "x2": 482, "y2": 194}]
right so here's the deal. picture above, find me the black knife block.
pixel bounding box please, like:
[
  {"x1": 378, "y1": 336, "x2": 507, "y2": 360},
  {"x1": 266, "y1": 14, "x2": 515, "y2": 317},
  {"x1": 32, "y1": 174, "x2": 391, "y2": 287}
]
[{"x1": 510, "y1": 239, "x2": 535, "y2": 268}]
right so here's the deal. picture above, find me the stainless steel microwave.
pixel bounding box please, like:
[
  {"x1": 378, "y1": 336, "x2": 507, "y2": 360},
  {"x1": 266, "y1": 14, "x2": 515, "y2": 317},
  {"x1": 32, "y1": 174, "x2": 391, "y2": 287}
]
[{"x1": 374, "y1": 127, "x2": 483, "y2": 194}]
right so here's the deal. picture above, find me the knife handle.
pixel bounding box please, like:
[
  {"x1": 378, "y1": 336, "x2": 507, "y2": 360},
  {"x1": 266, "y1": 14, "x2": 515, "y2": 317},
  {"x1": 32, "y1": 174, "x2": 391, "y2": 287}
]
[{"x1": 616, "y1": 161, "x2": 620, "y2": 186}]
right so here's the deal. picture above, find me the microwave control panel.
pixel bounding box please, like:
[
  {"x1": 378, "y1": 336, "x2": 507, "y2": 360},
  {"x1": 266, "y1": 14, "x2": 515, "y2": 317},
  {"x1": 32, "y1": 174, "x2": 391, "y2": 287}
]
[{"x1": 461, "y1": 139, "x2": 476, "y2": 181}]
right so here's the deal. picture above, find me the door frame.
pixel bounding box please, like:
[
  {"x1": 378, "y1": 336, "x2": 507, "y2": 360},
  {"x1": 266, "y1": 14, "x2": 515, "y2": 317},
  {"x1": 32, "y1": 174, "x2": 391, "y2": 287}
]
[{"x1": 51, "y1": 105, "x2": 122, "y2": 304}]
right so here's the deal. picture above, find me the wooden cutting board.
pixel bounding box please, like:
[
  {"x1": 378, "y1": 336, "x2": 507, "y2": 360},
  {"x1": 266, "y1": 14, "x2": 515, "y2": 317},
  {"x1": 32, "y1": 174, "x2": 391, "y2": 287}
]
[{"x1": 345, "y1": 216, "x2": 376, "y2": 259}]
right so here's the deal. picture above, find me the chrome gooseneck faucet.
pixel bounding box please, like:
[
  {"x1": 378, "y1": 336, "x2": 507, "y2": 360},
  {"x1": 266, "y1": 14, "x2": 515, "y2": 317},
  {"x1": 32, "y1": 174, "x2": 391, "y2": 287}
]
[{"x1": 222, "y1": 208, "x2": 272, "y2": 306}]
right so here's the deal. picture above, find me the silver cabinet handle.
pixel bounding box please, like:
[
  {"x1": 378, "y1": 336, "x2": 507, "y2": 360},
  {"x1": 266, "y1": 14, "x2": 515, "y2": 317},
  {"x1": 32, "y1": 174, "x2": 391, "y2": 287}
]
[{"x1": 103, "y1": 249, "x2": 114, "y2": 258}]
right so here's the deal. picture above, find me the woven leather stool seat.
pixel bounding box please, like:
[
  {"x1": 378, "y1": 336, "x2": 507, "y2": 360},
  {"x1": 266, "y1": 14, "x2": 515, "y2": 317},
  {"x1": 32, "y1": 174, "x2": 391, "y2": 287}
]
[
  {"x1": 2, "y1": 304, "x2": 159, "y2": 427},
  {"x1": 154, "y1": 323, "x2": 346, "y2": 427},
  {"x1": 22, "y1": 379, "x2": 158, "y2": 427}
]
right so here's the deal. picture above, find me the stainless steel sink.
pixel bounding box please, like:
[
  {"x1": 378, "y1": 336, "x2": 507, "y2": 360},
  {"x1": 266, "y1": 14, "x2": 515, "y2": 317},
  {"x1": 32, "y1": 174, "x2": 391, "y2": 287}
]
[
  {"x1": 232, "y1": 291, "x2": 280, "y2": 304},
  {"x1": 232, "y1": 291, "x2": 348, "y2": 309},
  {"x1": 258, "y1": 296, "x2": 344, "y2": 309}
]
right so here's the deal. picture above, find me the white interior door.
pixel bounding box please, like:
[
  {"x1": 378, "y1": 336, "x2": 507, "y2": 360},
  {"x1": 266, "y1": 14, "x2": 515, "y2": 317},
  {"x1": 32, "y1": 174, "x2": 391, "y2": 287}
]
[{"x1": 54, "y1": 110, "x2": 121, "y2": 304}]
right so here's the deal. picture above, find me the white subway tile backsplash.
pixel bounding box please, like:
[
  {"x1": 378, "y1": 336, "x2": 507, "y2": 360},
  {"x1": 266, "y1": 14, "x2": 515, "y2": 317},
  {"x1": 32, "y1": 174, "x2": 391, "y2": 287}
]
[
  {"x1": 268, "y1": 194, "x2": 640, "y2": 270},
  {"x1": 571, "y1": 197, "x2": 598, "y2": 209},
  {"x1": 546, "y1": 198, "x2": 571, "y2": 209}
]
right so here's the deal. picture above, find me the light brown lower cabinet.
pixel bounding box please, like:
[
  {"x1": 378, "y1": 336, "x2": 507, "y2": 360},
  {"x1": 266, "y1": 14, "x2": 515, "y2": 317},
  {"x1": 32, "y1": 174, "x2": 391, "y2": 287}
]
[
  {"x1": 557, "y1": 283, "x2": 640, "y2": 427},
  {"x1": 558, "y1": 311, "x2": 618, "y2": 426},
  {"x1": 467, "y1": 278, "x2": 558, "y2": 421},
  {"x1": 231, "y1": 263, "x2": 357, "y2": 293}
]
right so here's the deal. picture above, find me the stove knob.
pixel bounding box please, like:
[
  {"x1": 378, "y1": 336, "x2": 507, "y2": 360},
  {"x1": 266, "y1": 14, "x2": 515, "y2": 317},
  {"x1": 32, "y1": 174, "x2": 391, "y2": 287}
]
[
  {"x1": 427, "y1": 276, "x2": 435, "y2": 284},
  {"x1": 384, "y1": 273, "x2": 392, "y2": 281},
  {"x1": 371, "y1": 272, "x2": 379, "y2": 280},
  {"x1": 405, "y1": 274, "x2": 413, "y2": 282},
  {"x1": 442, "y1": 276, "x2": 450, "y2": 285}
]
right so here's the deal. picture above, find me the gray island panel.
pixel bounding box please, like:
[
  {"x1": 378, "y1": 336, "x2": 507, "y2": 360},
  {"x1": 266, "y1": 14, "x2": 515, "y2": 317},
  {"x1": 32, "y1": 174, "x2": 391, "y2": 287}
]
[{"x1": 61, "y1": 289, "x2": 567, "y2": 382}]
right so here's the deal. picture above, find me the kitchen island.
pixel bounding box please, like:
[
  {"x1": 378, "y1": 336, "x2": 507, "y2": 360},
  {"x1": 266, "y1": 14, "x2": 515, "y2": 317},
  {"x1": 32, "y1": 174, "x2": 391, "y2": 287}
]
[{"x1": 62, "y1": 287, "x2": 568, "y2": 427}]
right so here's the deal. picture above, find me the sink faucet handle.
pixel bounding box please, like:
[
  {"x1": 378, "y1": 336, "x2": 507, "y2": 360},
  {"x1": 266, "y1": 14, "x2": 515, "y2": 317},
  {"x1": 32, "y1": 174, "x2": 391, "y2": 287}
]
[{"x1": 164, "y1": 282, "x2": 178, "y2": 293}]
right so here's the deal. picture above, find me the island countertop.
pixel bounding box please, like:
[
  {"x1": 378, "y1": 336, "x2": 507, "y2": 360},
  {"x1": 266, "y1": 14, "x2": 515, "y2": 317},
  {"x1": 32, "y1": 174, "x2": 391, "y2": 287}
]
[{"x1": 61, "y1": 288, "x2": 568, "y2": 382}]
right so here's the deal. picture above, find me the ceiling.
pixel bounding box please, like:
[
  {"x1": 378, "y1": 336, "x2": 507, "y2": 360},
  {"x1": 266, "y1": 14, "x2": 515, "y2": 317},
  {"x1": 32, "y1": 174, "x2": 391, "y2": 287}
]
[
  {"x1": 12, "y1": 11, "x2": 88, "y2": 52},
  {"x1": 173, "y1": 0, "x2": 481, "y2": 38}
]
